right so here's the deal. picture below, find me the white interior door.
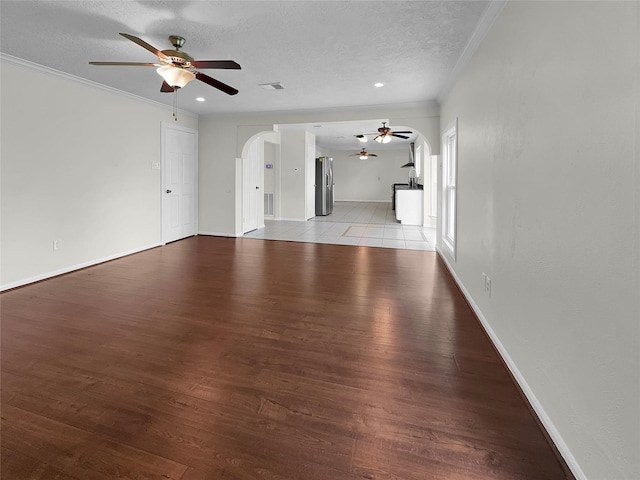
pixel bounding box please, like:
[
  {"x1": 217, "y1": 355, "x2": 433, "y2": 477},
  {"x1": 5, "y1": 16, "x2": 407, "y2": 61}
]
[
  {"x1": 162, "y1": 123, "x2": 197, "y2": 244},
  {"x1": 242, "y1": 141, "x2": 260, "y2": 233}
]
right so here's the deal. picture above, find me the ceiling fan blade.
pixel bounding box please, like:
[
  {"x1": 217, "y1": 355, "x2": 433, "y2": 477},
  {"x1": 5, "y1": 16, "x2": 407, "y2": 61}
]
[
  {"x1": 160, "y1": 81, "x2": 175, "y2": 93},
  {"x1": 391, "y1": 131, "x2": 413, "y2": 134},
  {"x1": 370, "y1": 153, "x2": 378, "y2": 156},
  {"x1": 391, "y1": 134, "x2": 410, "y2": 139},
  {"x1": 89, "y1": 62, "x2": 159, "y2": 66},
  {"x1": 191, "y1": 60, "x2": 241, "y2": 70},
  {"x1": 119, "y1": 33, "x2": 169, "y2": 61},
  {"x1": 195, "y1": 72, "x2": 238, "y2": 95}
]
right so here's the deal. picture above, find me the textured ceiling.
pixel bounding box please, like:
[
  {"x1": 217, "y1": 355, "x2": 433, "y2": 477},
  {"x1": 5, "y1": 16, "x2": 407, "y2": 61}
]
[{"x1": 0, "y1": 0, "x2": 490, "y2": 150}]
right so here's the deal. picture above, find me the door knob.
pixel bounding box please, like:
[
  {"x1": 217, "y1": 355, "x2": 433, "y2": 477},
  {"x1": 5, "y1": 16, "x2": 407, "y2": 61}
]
[{"x1": 166, "y1": 189, "x2": 172, "y2": 193}]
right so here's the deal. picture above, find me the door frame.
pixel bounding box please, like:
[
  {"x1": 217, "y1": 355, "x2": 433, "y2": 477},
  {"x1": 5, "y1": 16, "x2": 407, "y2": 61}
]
[{"x1": 161, "y1": 122, "x2": 198, "y2": 245}]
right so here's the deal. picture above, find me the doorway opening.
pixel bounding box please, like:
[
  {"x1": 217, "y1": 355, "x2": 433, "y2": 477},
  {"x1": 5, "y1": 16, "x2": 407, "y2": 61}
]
[{"x1": 237, "y1": 120, "x2": 437, "y2": 250}]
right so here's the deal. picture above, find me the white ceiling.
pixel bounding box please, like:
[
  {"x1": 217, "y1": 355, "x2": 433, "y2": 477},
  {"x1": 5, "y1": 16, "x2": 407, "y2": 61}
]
[{"x1": 0, "y1": 1, "x2": 490, "y2": 151}]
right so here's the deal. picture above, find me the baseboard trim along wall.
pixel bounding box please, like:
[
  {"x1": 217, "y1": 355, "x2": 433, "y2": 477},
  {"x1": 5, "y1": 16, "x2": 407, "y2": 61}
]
[
  {"x1": 436, "y1": 248, "x2": 586, "y2": 480},
  {"x1": 1, "y1": 243, "x2": 162, "y2": 292},
  {"x1": 275, "y1": 217, "x2": 308, "y2": 223},
  {"x1": 198, "y1": 231, "x2": 240, "y2": 238},
  {"x1": 333, "y1": 198, "x2": 393, "y2": 203}
]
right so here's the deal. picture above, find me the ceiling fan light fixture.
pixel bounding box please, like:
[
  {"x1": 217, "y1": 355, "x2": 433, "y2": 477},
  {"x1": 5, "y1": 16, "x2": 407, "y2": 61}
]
[
  {"x1": 350, "y1": 148, "x2": 376, "y2": 159},
  {"x1": 157, "y1": 66, "x2": 195, "y2": 88},
  {"x1": 356, "y1": 135, "x2": 368, "y2": 143},
  {"x1": 382, "y1": 135, "x2": 391, "y2": 144}
]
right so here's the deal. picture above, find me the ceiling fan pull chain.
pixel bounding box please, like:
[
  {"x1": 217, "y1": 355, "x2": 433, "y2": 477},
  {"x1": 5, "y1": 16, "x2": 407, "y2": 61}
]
[{"x1": 173, "y1": 89, "x2": 178, "y2": 121}]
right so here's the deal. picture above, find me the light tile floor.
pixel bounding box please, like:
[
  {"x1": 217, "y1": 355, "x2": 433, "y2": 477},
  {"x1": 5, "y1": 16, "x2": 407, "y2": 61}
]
[{"x1": 243, "y1": 201, "x2": 436, "y2": 251}]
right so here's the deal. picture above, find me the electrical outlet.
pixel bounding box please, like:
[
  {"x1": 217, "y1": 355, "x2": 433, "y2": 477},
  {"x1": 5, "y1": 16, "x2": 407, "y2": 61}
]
[
  {"x1": 482, "y1": 272, "x2": 492, "y2": 298},
  {"x1": 53, "y1": 239, "x2": 60, "y2": 251}
]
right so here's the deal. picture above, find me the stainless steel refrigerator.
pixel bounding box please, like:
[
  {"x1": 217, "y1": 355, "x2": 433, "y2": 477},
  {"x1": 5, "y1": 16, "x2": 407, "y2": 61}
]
[{"x1": 315, "y1": 157, "x2": 333, "y2": 216}]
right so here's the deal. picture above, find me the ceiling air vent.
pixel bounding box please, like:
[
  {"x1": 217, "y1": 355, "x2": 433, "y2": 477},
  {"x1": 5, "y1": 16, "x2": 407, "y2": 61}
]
[{"x1": 260, "y1": 82, "x2": 285, "y2": 90}]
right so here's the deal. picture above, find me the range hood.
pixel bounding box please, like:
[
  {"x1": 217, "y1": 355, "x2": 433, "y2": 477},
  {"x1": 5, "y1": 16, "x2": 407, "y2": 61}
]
[{"x1": 401, "y1": 142, "x2": 415, "y2": 168}]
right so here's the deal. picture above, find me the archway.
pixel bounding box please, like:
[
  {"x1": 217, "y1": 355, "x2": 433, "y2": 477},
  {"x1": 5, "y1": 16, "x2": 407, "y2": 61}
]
[
  {"x1": 237, "y1": 119, "x2": 437, "y2": 236},
  {"x1": 239, "y1": 130, "x2": 279, "y2": 234}
]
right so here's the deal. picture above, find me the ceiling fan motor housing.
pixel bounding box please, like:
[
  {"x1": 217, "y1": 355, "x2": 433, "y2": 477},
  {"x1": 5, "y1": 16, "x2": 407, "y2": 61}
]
[{"x1": 163, "y1": 36, "x2": 193, "y2": 66}]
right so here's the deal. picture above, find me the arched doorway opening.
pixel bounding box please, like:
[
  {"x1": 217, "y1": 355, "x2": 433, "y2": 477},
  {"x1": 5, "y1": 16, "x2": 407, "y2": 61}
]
[
  {"x1": 237, "y1": 120, "x2": 436, "y2": 248},
  {"x1": 239, "y1": 130, "x2": 279, "y2": 234}
]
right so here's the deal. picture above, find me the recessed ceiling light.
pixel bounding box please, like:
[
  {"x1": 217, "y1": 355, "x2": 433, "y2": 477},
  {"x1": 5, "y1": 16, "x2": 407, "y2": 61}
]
[
  {"x1": 196, "y1": 97, "x2": 205, "y2": 102},
  {"x1": 374, "y1": 82, "x2": 384, "y2": 88}
]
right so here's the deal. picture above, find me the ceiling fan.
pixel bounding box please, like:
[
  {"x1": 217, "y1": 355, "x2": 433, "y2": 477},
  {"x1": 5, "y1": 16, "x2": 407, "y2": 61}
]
[
  {"x1": 89, "y1": 33, "x2": 240, "y2": 95},
  {"x1": 349, "y1": 149, "x2": 378, "y2": 160},
  {"x1": 356, "y1": 122, "x2": 413, "y2": 144}
]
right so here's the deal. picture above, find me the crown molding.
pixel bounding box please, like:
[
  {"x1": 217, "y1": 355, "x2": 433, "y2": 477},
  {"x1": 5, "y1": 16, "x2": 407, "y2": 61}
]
[
  {"x1": 0, "y1": 52, "x2": 198, "y2": 120},
  {"x1": 437, "y1": 0, "x2": 507, "y2": 104}
]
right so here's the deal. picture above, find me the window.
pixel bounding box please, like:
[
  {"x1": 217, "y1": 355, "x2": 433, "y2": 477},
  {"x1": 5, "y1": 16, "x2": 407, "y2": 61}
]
[
  {"x1": 442, "y1": 120, "x2": 457, "y2": 259},
  {"x1": 415, "y1": 143, "x2": 422, "y2": 178},
  {"x1": 431, "y1": 153, "x2": 437, "y2": 217}
]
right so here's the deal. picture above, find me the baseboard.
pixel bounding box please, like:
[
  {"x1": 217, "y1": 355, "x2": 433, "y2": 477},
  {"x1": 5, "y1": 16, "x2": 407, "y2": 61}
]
[
  {"x1": 436, "y1": 248, "x2": 586, "y2": 480},
  {"x1": 334, "y1": 199, "x2": 392, "y2": 203},
  {"x1": 198, "y1": 231, "x2": 239, "y2": 237},
  {"x1": 277, "y1": 217, "x2": 307, "y2": 222},
  {"x1": 0, "y1": 242, "x2": 161, "y2": 292}
]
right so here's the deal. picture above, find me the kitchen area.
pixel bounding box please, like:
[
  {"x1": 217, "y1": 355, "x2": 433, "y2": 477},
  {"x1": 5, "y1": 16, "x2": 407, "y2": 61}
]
[
  {"x1": 275, "y1": 120, "x2": 435, "y2": 230},
  {"x1": 392, "y1": 142, "x2": 425, "y2": 226},
  {"x1": 315, "y1": 136, "x2": 435, "y2": 228},
  {"x1": 250, "y1": 123, "x2": 436, "y2": 249}
]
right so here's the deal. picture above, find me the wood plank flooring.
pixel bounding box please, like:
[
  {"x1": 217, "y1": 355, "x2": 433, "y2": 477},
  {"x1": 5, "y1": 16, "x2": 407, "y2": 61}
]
[{"x1": 1, "y1": 236, "x2": 570, "y2": 479}]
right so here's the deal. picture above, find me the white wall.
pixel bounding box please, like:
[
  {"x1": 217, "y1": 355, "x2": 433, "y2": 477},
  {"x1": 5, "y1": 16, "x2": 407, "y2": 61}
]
[
  {"x1": 439, "y1": 2, "x2": 639, "y2": 479},
  {"x1": 198, "y1": 118, "x2": 248, "y2": 236},
  {"x1": 0, "y1": 59, "x2": 197, "y2": 289},
  {"x1": 279, "y1": 129, "x2": 310, "y2": 220},
  {"x1": 305, "y1": 133, "x2": 317, "y2": 220},
  {"x1": 329, "y1": 149, "x2": 411, "y2": 202}
]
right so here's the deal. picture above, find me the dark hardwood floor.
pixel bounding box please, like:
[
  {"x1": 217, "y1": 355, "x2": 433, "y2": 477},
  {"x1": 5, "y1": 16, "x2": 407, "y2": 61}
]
[{"x1": 1, "y1": 236, "x2": 569, "y2": 479}]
